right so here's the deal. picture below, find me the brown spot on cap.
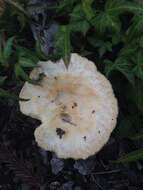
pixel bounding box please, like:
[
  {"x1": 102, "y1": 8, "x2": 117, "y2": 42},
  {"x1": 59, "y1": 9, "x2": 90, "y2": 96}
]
[
  {"x1": 60, "y1": 113, "x2": 77, "y2": 126},
  {"x1": 72, "y1": 102, "x2": 78, "y2": 109},
  {"x1": 60, "y1": 113, "x2": 72, "y2": 123},
  {"x1": 56, "y1": 128, "x2": 65, "y2": 139},
  {"x1": 83, "y1": 136, "x2": 86, "y2": 141}
]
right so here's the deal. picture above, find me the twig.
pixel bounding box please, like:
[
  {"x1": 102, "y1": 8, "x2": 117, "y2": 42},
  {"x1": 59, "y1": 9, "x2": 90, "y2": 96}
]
[{"x1": 92, "y1": 169, "x2": 121, "y2": 175}]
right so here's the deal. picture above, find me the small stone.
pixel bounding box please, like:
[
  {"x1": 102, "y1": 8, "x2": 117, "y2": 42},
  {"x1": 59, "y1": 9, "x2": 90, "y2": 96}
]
[
  {"x1": 50, "y1": 158, "x2": 64, "y2": 175},
  {"x1": 74, "y1": 156, "x2": 96, "y2": 175},
  {"x1": 39, "y1": 148, "x2": 48, "y2": 166},
  {"x1": 59, "y1": 181, "x2": 74, "y2": 190},
  {"x1": 49, "y1": 181, "x2": 60, "y2": 190},
  {"x1": 74, "y1": 186, "x2": 82, "y2": 190},
  {"x1": 21, "y1": 183, "x2": 31, "y2": 190}
]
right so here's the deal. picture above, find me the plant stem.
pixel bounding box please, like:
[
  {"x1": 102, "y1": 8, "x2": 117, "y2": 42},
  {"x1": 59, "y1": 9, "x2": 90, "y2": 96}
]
[{"x1": 5, "y1": 0, "x2": 30, "y2": 18}]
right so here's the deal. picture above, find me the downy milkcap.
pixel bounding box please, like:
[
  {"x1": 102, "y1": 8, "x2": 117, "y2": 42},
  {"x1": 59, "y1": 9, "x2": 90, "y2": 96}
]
[{"x1": 19, "y1": 53, "x2": 118, "y2": 159}]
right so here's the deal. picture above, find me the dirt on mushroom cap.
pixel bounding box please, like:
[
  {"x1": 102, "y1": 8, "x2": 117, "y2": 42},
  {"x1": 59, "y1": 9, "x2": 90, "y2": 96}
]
[{"x1": 19, "y1": 53, "x2": 118, "y2": 159}]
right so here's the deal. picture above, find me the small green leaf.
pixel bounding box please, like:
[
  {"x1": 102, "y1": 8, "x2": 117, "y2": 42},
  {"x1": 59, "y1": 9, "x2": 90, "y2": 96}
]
[
  {"x1": 99, "y1": 46, "x2": 106, "y2": 57},
  {"x1": 88, "y1": 38, "x2": 112, "y2": 57},
  {"x1": 87, "y1": 37, "x2": 100, "y2": 48},
  {"x1": 115, "y1": 66, "x2": 135, "y2": 86},
  {"x1": 105, "y1": 0, "x2": 126, "y2": 16},
  {"x1": 82, "y1": 0, "x2": 95, "y2": 21},
  {"x1": 130, "y1": 50, "x2": 143, "y2": 80},
  {"x1": 19, "y1": 57, "x2": 37, "y2": 68},
  {"x1": 126, "y1": 15, "x2": 143, "y2": 41},
  {"x1": 17, "y1": 13, "x2": 26, "y2": 31},
  {"x1": 105, "y1": 41, "x2": 112, "y2": 52},
  {"x1": 130, "y1": 130, "x2": 143, "y2": 140},
  {"x1": 116, "y1": 148, "x2": 143, "y2": 163},
  {"x1": 14, "y1": 64, "x2": 38, "y2": 85},
  {"x1": 91, "y1": 12, "x2": 121, "y2": 33},
  {"x1": 119, "y1": 45, "x2": 137, "y2": 57},
  {"x1": 63, "y1": 26, "x2": 71, "y2": 66},
  {"x1": 54, "y1": 25, "x2": 71, "y2": 67},
  {"x1": 3, "y1": 36, "x2": 14, "y2": 61},
  {"x1": 0, "y1": 88, "x2": 28, "y2": 101},
  {"x1": 80, "y1": 50, "x2": 92, "y2": 57},
  {"x1": 112, "y1": 34, "x2": 121, "y2": 45},
  {"x1": 52, "y1": 0, "x2": 77, "y2": 13},
  {"x1": 139, "y1": 36, "x2": 143, "y2": 48},
  {"x1": 104, "y1": 59, "x2": 115, "y2": 76},
  {"x1": 70, "y1": 4, "x2": 85, "y2": 22},
  {"x1": 0, "y1": 76, "x2": 7, "y2": 86},
  {"x1": 19, "y1": 69, "x2": 38, "y2": 85},
  {"x1": 15, "y1": 45, "x2": 39, "y2": 63},
  {"x1": 104, "y1": 58, "x2": 135, "y2": 85},
  {"x1": 121, "y1": 1, "x2": 143, "y2": 15},
  {"x1": 133, "y1": 65, "x2": 143, "y2": 80},
  {"x1": 71, "y1": 20, "x2": 90, "y2": 36},
  {"x1": 35, "y1": 40, "x2": 49, "y2": 60},
  {"x1": 70, "y1": 4, "x2": 90, "y2": 36}
]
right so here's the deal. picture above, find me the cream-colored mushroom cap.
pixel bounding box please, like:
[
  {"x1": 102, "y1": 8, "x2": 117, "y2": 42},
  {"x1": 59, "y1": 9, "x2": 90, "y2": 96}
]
[{"x1": 19, "y1": 53, "x2": 118, "y2": 159}]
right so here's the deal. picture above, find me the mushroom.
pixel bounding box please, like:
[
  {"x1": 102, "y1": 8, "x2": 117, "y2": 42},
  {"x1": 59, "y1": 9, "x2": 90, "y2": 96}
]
[{"x1": 19, "y1": 53, "x2": 118, "y2": 159}]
